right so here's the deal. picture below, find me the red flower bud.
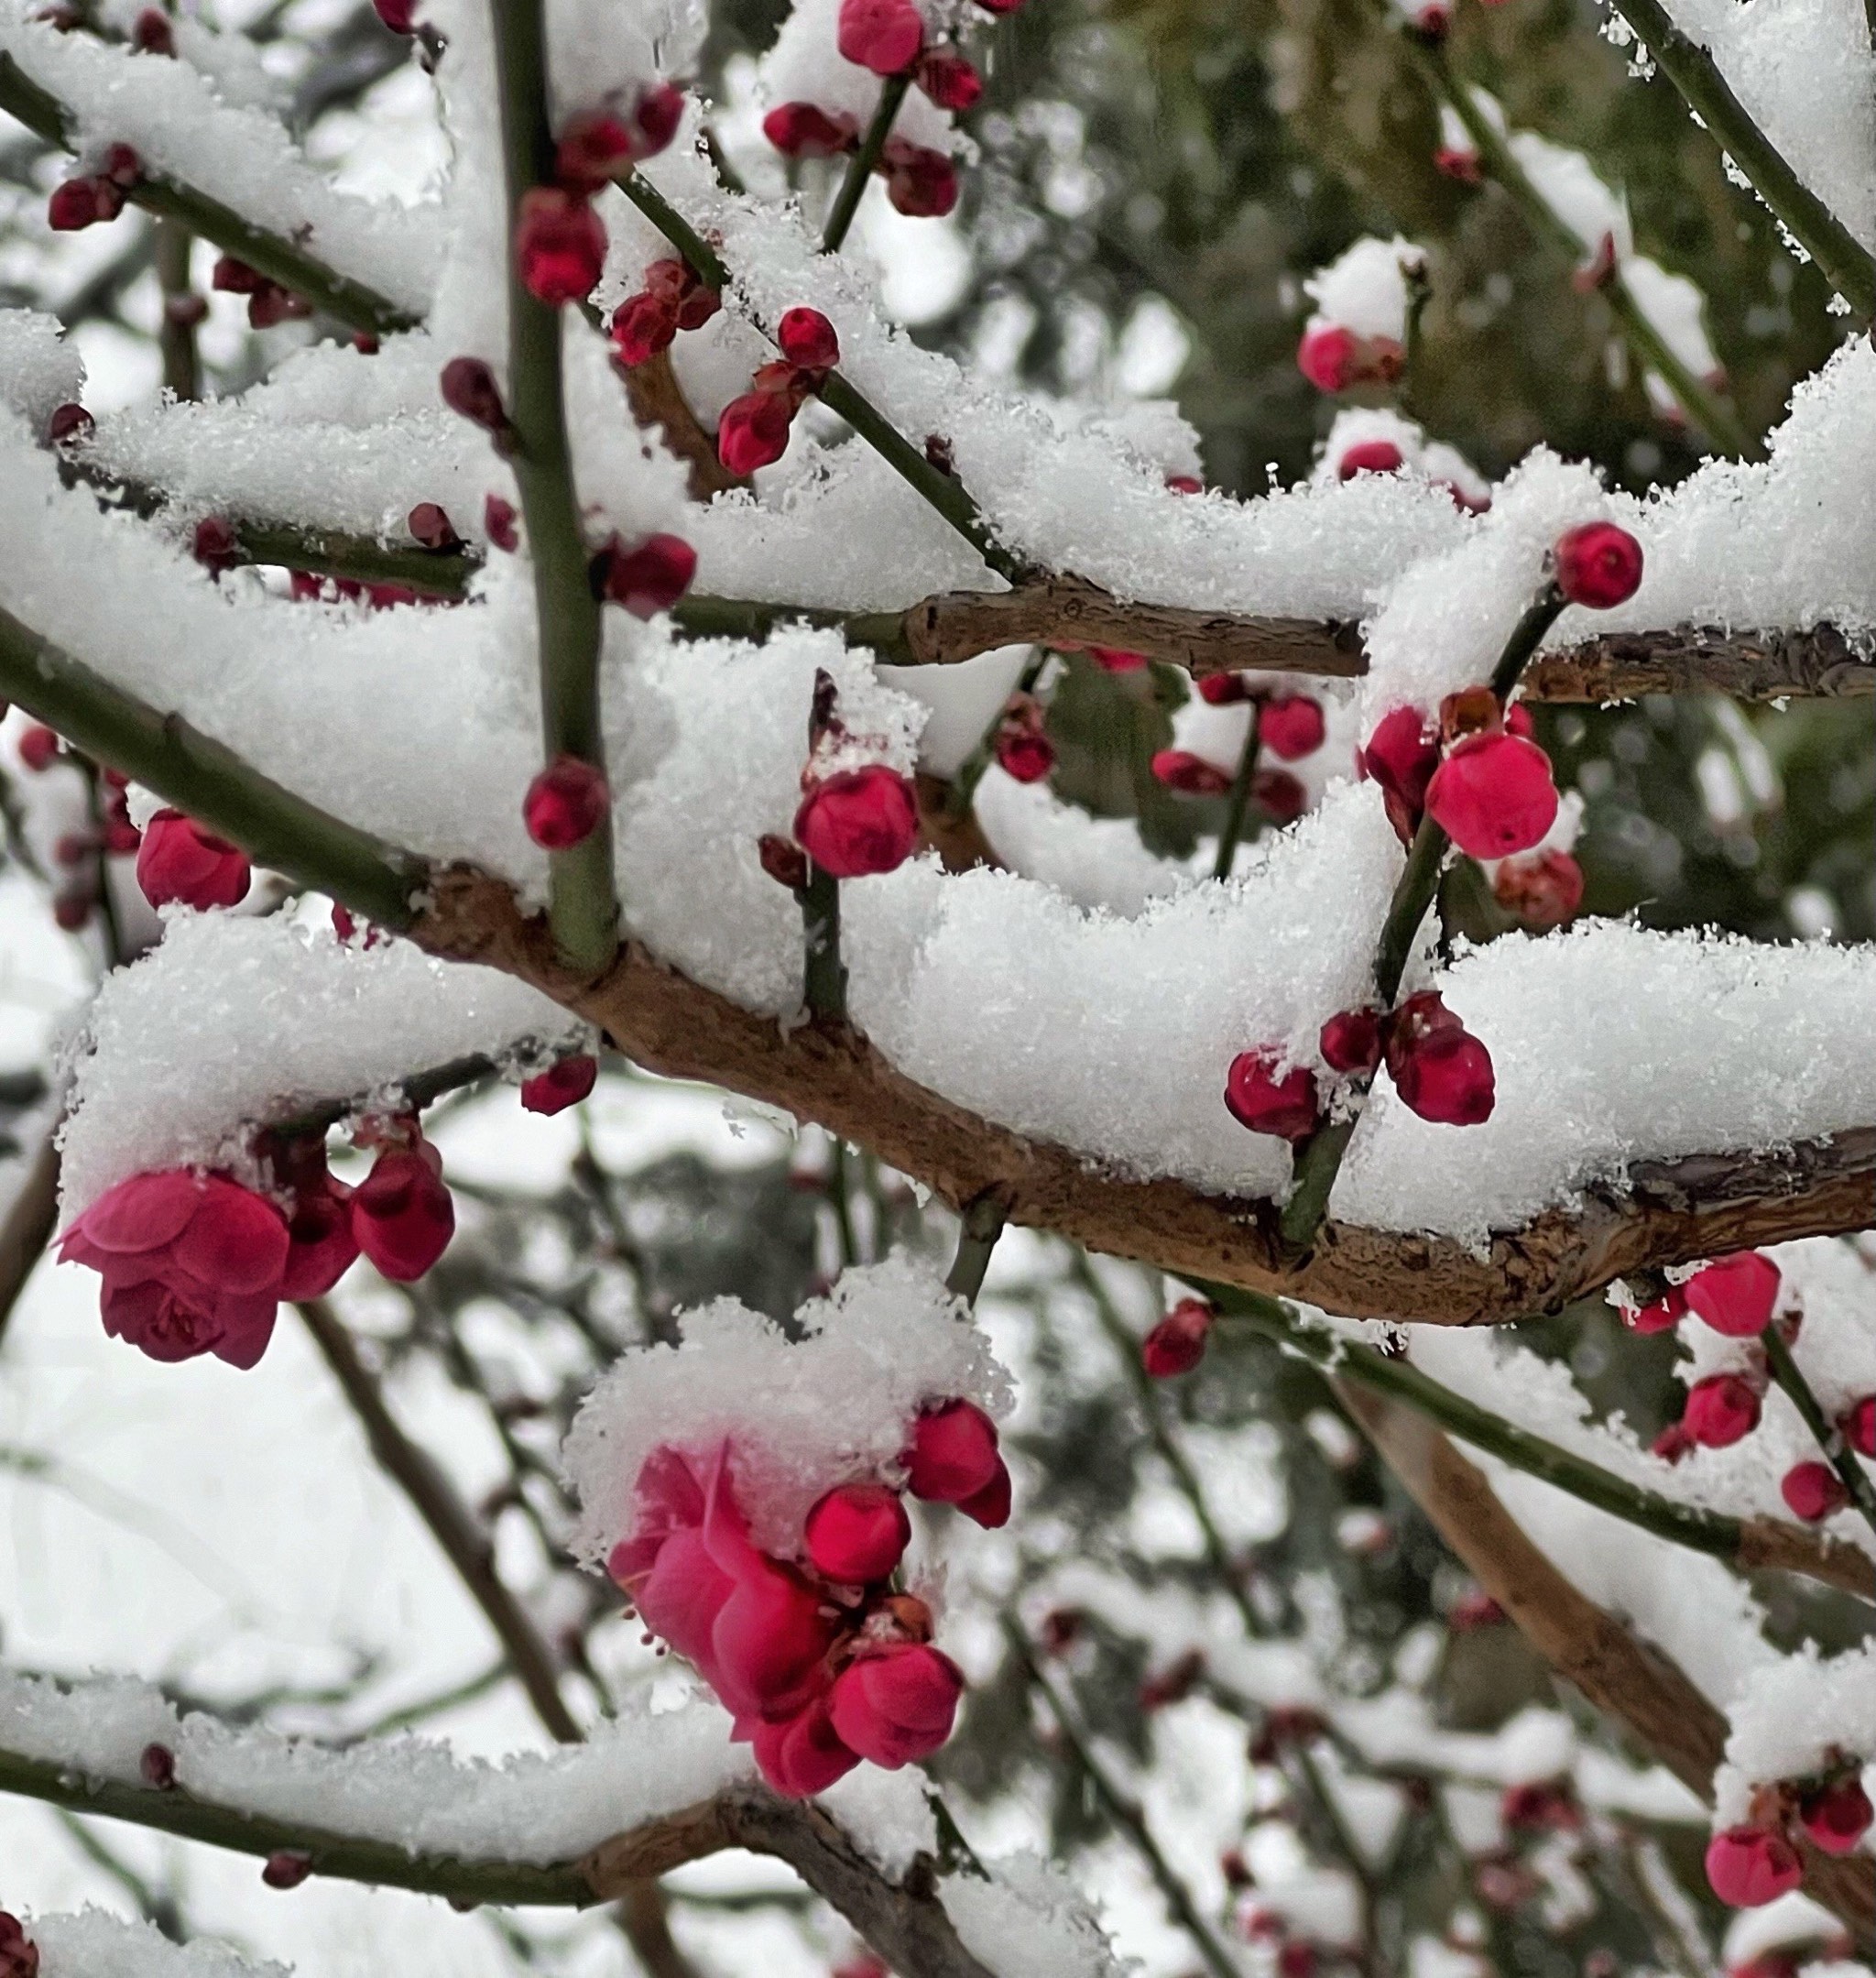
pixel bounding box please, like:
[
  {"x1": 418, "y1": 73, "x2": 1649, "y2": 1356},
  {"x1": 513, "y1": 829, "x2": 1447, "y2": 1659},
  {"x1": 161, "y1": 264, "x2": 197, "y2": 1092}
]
[
  {"x1": 133, "y1": 8, "x2": 174, "y2": 53},
  {"x1": 1554, "y1": 521, "x2": 1643, "y2": 609},
  {"x1": 524, "y1": 753, "x2": 610, "y2": 849},
  {"x1": 262, "y1": 1851, "x2": 312, "y2": 1889},
  {"x1": 1252, "y1": 768, "x2": 1306, "y2": 825},
  {"x1": 632, "y1": 82, "x2": 686, "y2": 158},
  {"x1": 1798, "y1": 1776, "x2": 1872, "y2": 1855},
  {"x1": 515, "y1": 188, "x2": 607, "y2": 306},
  {"x1": 49, "y1": 176, "x2": 112, "y2": 231},
  {"x1": 1225, "y1": 1049, "x2": 1318, "y2": 1142},
  {"x1": 1260, "y1": 694, "x2": 1325, "y2": 761},
  {"x1": 1165, "y1": 472, "x2": 1203, "y2": 494},
  {"x1": 192, "y1": 514, "x2": 239, "y2": 573},
  {"x1": 1704, "y1": 1826, "x2": 1802, "y2": 1908},
  {"x1": 17, "y1": 724, "x2": 61, "y2": 771},
  {"x1": 994, "y1": 723, "x2": 1054, "y2": 783},
  {"x1": 1358, "y1": 705, "x2": 1440, "y2": 843},
  {"x1": 1296, "y1": 323, "x2": 1402, "y2": 393},
  {"x1": 140, "y1": 1741, "x2": 177, "y2": 1788},
  {"x1": 1385, "y1": 991, "x2": 1494, "y2": 1127},
  {"x1": 520, "y1": 1055, "x2": 597, "y2": 1114},
  {"x1": 0, "y1": 1911, "x2": 38, "y2": 1978},
  {"x1": 554, "y1": 111, "x2": 636, "y2": 195},
  {"x1": 594, "y1": 531, "x2": 697, "y2": 617},
  {"x1": 1319, "y1": 1008, "x2": 1382, "y2": 1076},
  {"x1": 1151, "y1": 749, "x2": 1232, "y2": 796},
  {"x1": 1493, "y1": 848, "x2": 1584, "y2": 930},
  {"x1": 758, "y1": 833, "x2": 810, "y2": 891},
  {"x1": 1781, "y1": 1460, "x2": 1848, "y2": 1523},
  {"x1": 1424, "y1": 731, "x2": 1558, "y2": 859},
  {"x1": 1196, "y1": 672, "x2": 1250, "y2": 705},
  {"x1": 351, "y1": 1139, "x2": 453, "y2": 1281},
  {"x1": 485, "y1": 494, "x2": 518, "y2": 551},
  {"x1": 880, "y1": 138, "x2": 957, "y2": 217},
  {"x1": 717, "y1": 389, "x2": 797, "y2": 474},
  {"x1": 45, "y1": 400, "x2": 93, "y2": 445},
  {"x1": 408, "y1": 500, "x2": 458, "y2": 550},
  {"x1": 1434, "y1": 144, "x2": 1482, "y2": 183},
  {"x1": 829, "y1": 1642, "x2": 964, "y2": 1767},
  {"x1": 1620, "y1": 1284, "x2": 1685, "y2": 1333},
  {"x1": 838, "y1": 0, "x2": 923, "y2": 71},
  {"x1": 136, "y1": 809, "x2": 252, "y2": 911},
  {"x1": 610, "y1": 290, "x2": 681, "y2": 366},
  {"x1": 1682, "y1": 1373, "x2": 1761, "y2": 1448},
  {"x1": 373, "y1": 0, "x2": 416, "y2": 29},
  {"x1": 763, "y1": 103, "x2": 861, "y2": 157},
  {"x1": 905, "y1": 1398, "x2": 1000, "y2": 1503},
  {"x1": 1843, "y1": 1394, "x2": 1875, "y2": 1459},
  {"x1": 956, "y1": 1456, "x2": 1009, "y2": 1527},
  {"x1": 1685, "y1": 1251, "x2": 1780, "y2": 1337},
  {"x1": 777, "y1": 306, "x2": 840, "y2": 374},
  {"x1": 804, "y1": 1481, "x2": 911, "y2": 1582},
  {"x1": 1142, "y1": 1297, "x2": 1213, "y2": 1378},
  {"x1": 794, "y1": 765, "x2": 919, "y2": 877},
  {"x1": 1087, "y1": 646, "x2": 1147, "y2": 672},
  {"x1": 916, "y1": 48, "x2": 982, "y2": 110},
  {"x1": 212, "y1": 254, "x2": 265, "y2": 294},
  {"x1": 1336, "y1": 438, "x2": 1404, "y2": 479},
  {"x1": 441, "y1": 357, "x2": 512, "y2": 439}
]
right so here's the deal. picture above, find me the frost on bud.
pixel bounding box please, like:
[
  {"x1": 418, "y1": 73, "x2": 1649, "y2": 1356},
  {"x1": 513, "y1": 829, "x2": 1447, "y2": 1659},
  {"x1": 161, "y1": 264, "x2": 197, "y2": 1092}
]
[
  {"x1": 1493, "y1": 849, "x2": 1584, "y2": 930},
  {"x1": 880, "y1": 138, "x2": 958, "y2": 217},
  {"x1": 838, "y1": 0, "x2": 923, "y2": 72},
  {"x1": 136, "y1": 809, "x2": 252, "y2": 911},
  {"x1": 441, "y1": 357, "x2": 514, "y2": 443},
  {"x1": 45, "y1": 400, "x2": 93, "y2": 445},
  {"x1": 594, "y1": 531, "x2": 697, "y2": 617},
  {"x1": 1843, "y1": 1394, "x2": 1876, "y2": 1459},
  {"x1": 1781, "y1": 1460, "x2": 1848, "y2": 1524},
  {"x1": 1620, "y1": 1284, "x2": 1685, "y2": 1334},
  {"x1": 804, "y1": 1481, "x2": 911, "y2": 1582},
  {"x1": 916, "y1": 48, "x2": 982, "y2": 110},
  {"x1": 1142, "y1": 1297, "x2": 1213, "y2": 1378},
  {"x1": 484, "y1": 494, "x2": 518, "y2": 551},
  {"x1": 1296, "y1": 322, "x2": 1402, "y2": 394},
  {"x1": 351, "y1": 1138, "x2": 454, "y2": 1281},
  {"x1": 520, "y1": 1055, "x2": 598, "y2": 1115},
  {"x1": 795, "y1": 766, "x2": 920, "y2": 878},
  {"x1": 717, "y1": 389, "x2": 797, "y2": 475},
  {"x1": 1682, "y1": 1373, "x2": 1761, "y2": 1448},
  {"x1": 777, "y1": 306, "x2": 840, "y2": 374},
  {"x1": 1224, "y1": 1049, "x2": 1318, "y2": 1143},
  {"x1": 1337, "y1": 438, "x2": 1404, "y2": 479},
  {"x1": 554, "y1": 111, "x2": 636, "y2": 194},
  {"x1": 1798, "y1": 1775, "x2": 1872, "y2": 1855},
  {"x1": 0, "y1": 1913, "x2": 37, "y2": 1978},
  {"x1": 1260, "y1": 694, "x2": 1325, "y2": 761},
  {"x1": 1358, "y1": 705, "x2": 1440, "y2": 844},
  {"x1": 1319, "y1": 1008, "x2": 1382, "y2": 1076},
  {"x1": 516, "y1": 188, "x2": 607, "y2": 306},
  {"x1": 763, "y1": 103, "x2": 860, "y2": 157},
  {"x1": 1151, "y1": 749, "x2": 1232, "y2": 796},
  {"x1": 1424, "y1": 731, "x2": 1558, "y2": 860},
  {"x1": 1704, "y1": 1826, "x2": 1802, "y2": 1908},
  {"x1": 1553, "y1": 521, "x2": 1644, "y2": 609},
  {"x1": 1385, "y1": 991, "x2": 1494, "y2": 1127},
  {"x1": 1684, "y1": 1251, "x2": 1780, "y2": 1337},
  {"x1": 524, "y1": 753, "x2": 610, "y2": 849}
]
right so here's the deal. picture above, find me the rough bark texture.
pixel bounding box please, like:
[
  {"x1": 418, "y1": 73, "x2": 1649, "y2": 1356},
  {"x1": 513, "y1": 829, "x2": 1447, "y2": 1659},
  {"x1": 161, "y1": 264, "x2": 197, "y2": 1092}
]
[
  {"x1": 1735, "y1": 1514, "x2": 1876, "y2": 1598},
  {"x1": 1342, "y1": 1387, "x2": 1876, "y2": 1940},
  {"x1": 410, "y1": 870, "x2": 1876, "y2": 1328}
]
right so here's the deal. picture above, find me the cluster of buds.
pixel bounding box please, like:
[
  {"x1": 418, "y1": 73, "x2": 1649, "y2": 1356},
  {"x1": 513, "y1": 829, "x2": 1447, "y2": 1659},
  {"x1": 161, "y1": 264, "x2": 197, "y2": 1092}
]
[
  {"x1": 1361, "y1": 689, "x2": 1559, "y2": 860},
  {"x1": 760, "y1": 670, "x2": 921, "y2": 883},
  {"x1": 717, "y1": 306, "x2": 842, "y2": 475},
  {"x1": 1706, "y1": 1762, "x2": 1873, "y2": 1907},
  {"x1": 1151, "y1": 681, "x2": 1324, "y2": 825},
  {"x1": 47, "y1": 143, "x2": 142, "y2": 231},
  {"x1": 991, "y1": 692, "x2": 1053, "y2": 783},
  {"x1": 609, "y1": 257, "x2": 721, "y2": 368},
  {"x1": 609, "y1": 1400, "x2": 1007, "y2": 1796},
  {"x1": 212, "y1": 255, "x2": 310, "y2": 330}
]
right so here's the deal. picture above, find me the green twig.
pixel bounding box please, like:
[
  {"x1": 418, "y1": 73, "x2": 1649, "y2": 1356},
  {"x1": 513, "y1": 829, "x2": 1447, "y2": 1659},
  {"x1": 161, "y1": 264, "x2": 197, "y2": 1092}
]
[
  {"x1": 946, "y1": 650, "x2": 1048, "y2": 817},
  {"x1": 0, "y1": 602, "x2": 425, "y2": 927},
  {"x1": 823, "y1": 71, "x2": 911, "y2": 255},
  {"x1": 491, "y1": 0, "x2": 616, "y2": 974},
  {"x1": 944, "y1": 1189, "x2": 1009, "y2": 1303},
  {"x1": 1762, "y1": 1326, "x2": 1876, "y2": 1544},
  {"x1": 0, "y1": 53, "x2": 420, "y2": 335},
  {"x1": 800, "y1": 862, "x2": 848, "y2": 1022},
  {"x1": 1211, "y1": 699, "x2": 1263, "y2": 881}
]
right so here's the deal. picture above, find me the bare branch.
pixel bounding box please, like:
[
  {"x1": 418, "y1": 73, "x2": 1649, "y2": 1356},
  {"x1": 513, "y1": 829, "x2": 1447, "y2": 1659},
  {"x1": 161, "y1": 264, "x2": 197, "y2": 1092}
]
[{"x1": 0, "y1": 1133, "x2": 60, "y2": 1352}]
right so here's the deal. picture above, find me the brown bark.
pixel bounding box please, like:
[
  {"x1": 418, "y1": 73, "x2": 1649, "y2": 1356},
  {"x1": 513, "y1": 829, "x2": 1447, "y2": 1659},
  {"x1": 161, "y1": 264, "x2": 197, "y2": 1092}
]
[
  {"x1": 1735, "y1": 1514, "x2": 1876, "y2": 1597},
  {"x1": 621, "y1": 350, "x2": 747, "y2": 503},
  {"x1": 0, "y1": 1132, "x2": 60, "y2": 1350},
  {"x1": 410, "y1": 870, "x2": 1876, "y2": 1328},
  {"x1": 1341, "y1": 1386, "x2": 1875, "y2": 1940}
]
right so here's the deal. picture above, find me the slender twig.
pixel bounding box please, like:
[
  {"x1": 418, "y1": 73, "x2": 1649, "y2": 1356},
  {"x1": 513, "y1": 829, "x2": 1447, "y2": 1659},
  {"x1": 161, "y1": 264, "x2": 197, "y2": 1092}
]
[
  {"x1": 0, "y1": 602, "x2": 426, "y2": 928},
  {"x1": 55, "y1": 1809, "x2": 189, "y2": 1941},
  {"x1": 1195, "y1": 1278, "x2": 1876, "y2": 1601},
  {"x1": 490, "y1": 0, "x2": 616, "y2": 974},
  {"x1": 0, "y1": 1133, "x2": 60, "y2": 1353},
  {"x1": 1001, "y1": 1614, "x2": 1241, "y2": 1978},
  {"x1": 945, "y1": 650, "x2": 1047, "y2": 818},
  {"x1": 1211, "y1": 699, "x2": 1263, "y2": 881},
  {"x1": 0, "y1": 54, "x2": 420, "y2": 335},
  {"x1": 1281, "y1": 589, "x2": 1565, "y2": 1251},
  {"x1": 1601, "y1": 0, "x2": 1876, "y2": 319},
  {"x1": 154, "y1": 219, "x2": 201, "y2": 403},
  {"x1": 1762, "y1": 1326, "x2": 1876, "y2": 1543},
  {"x1": 800, "y1": 863, "x2": 847, "y2": 1022},
  {"x1": 823, "y1": 72, "x2": 911, "y2": 255},
  {"x1": 612, "y1": 171, "x2": 1027, "y2": 585},
  {"x1": 1401, "y1": 31, "x2": 1763, "y2": 458},
  {"x1": 944, "y1": 1189, "x2": 1009, "y2": 1303}
]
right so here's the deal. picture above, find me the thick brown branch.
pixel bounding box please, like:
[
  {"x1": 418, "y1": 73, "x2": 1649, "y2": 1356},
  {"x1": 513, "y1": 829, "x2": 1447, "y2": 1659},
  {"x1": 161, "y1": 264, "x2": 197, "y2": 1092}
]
[
  {"x1": 1341, "y1": 1385, "x2": 1874, "y2": 1940},
  {"x1": 411, "y1": 870, "x2": 1876, "y2": 1328}
]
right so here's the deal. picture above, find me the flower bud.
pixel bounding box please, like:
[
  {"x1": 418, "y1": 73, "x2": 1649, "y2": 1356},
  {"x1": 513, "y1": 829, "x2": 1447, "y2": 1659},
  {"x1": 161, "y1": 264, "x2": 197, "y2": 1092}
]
[
  {"x1": 794, "y1": 766, "x2": 919, "y2": 878},
  {"x1": 524, "y1": 754, "x2": 610, "y2": 850},
  {"x1": 554, "y1": 111, "x2": 635, "y2": 195},
  {"x1": 515, "y1": 188, "x2": 607, "y2": 306},
  {"x1": 916, "y1": 48, "x2": 982, "y2": 110},
  {"x1": 45, "y1": 400, "x2": 93, "y2": 445},
  {"x1": 1260, "y1": 694, "x2": 1325, "y2": 761},
  {"x1": 1703, "y1": 1826, "x2": 1801, "y2": 1908},
  {"x1": 484, "y1": 494, "x2": 518, "y2": 551},
  {"x1": 1424, "y1": 731, "x2": 1558, "y2": 860},
  {"x1": 1151, "y1": 749, "x2": 1232, "y2": 796},
  {"x1": 1554, "y1": 521, "x2": 1643, "y2": 609},
  {"x1": 717, "y1": 389, "x2": 797, "y2": 475},
  {"x1": 136, "y1": 809, "x2": 252, "y2": 910},
  {"x1": 594, "y1": 531, "x2": 697, "y2": 617},
  {"x1": 1336, "y1": 439, "x2": 1404, "y2": 479},
  {"x1": 905, "y1": 1399, "x2": 1000, "y2": 1503},
  {"x1": 763, "y1": 103, "x2": 860, "y2": 157},
  {"x1": 441, "y1": 357, "x2": 513, "y2": 442},
  {"x1": 1684, "y1": 1251, "x2": 1780, "y2": 1337},
  {"x1": 1780, "y1": 1460, "x2": 1848, "y2": 1524},
  {"x1": 804, "y1": 1481, "x2": 911, "y2": 1582},
  {"x1": 1682, "y1": 1373, "x2": 1761, "y2": 1448},
  {"x1": 1142, "y1": 1297, "x2": 1213, "y2": 1378},
  {"x1": 880, "y1": 139, "x2": 957, "y2": 217},
  {"x1": 351, "y1": 1140, "x2": 454, "y2": 1281},
  {"x1": 610, "y1": 290, "x2": 681, "y2": 366},
  {"x1": 1319, "y1": 1008, "x2": 1382, "y2": 1076},
  {"x1": 1493, "y1": 849, "x2": 1584, "y2": 930},
  {"x1": 1225, "y1": 1049, "x2": 1319, "y2": 1142},
  {"x1": 1798, "y1": 1776, "x2": 1872, "y2": 1855},
  {"x1": 777, "y1": 306, "x2": 840, "y2": 374},
  {"x1": 520, "y1": 1055, "x2": 597, "y2": 1115},
  {"x1": 837, "y1": 0, "x2": 923, "y2": 72}
]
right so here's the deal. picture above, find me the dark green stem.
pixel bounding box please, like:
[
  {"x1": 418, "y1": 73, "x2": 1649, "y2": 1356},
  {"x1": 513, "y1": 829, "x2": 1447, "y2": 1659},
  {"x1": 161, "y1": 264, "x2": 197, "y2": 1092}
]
[
  {"x1": 1408, "y1": 35, "x2": 1765, "y2": 457},
  {"x1": 613, "y1": 172, "x2": 1027, "y2": 586},
  {"x1": 1603, "y1": 0, "x2": 1876, "y2": 320},
  {"x1": 1211, "y1": 700, "x2": 1263, "y2": 881},
  {"x1": 823, "y1": 71, "x2": 911, "y2": 255},
  {"x1": 672, "y1": 595, "x2": 909, "y2": 656},
  {"x1": 490, "y1": 0, "x2": 616, "y2": 975},
  {"x1": 946, "y1": 650, "x2": 1048, "y2": 817},
  {"x1": 267, "y1": 1053, "x2": 497, "y2": 1138},
  {"x1": 943, "y1": 1189, "x2": 1008, "y2": 1303},
  {"x1": 0, "y1": 54, "x2": 420, "y2": 336},
  {"x1": 0, "y1": 603, "x2": 424, "y2": 927},
  {"x1": 1763, "y1": 1327, "x2": 1876, "y2": 1543},
  {"x1": 800, "y1": 863, "x2": 847, "y2": 1022}
]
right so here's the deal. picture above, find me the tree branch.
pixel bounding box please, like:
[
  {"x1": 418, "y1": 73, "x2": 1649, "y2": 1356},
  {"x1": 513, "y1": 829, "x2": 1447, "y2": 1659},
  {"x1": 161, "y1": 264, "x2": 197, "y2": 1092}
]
[
  {"x1": 1338, "y1": 1385, "x2": 1874, "y2": 1940},
  {"x1": 0, "y1": 53, "x2": 420, "y2": 337},
  {"x1": 0, "y1": 1133, "x2": 60, "y2": 1352},
  {"x1": 619, "y1": 348, "x2": 747, "y2": 501},
  {"x1": 823, "y1": 71, "x2": 911, "y2": 255}
]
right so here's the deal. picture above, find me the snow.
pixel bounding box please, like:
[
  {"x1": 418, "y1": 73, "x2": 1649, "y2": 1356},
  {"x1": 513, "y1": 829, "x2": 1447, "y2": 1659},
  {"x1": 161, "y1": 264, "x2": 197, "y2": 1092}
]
[
  {"x1": 1713, "y1": 1644, "x2": 1876, "y2": 1825},
  {"x1": 818, "y1": 1765, "x2": 939, "y2": 1877},
  {"x1": 754, "y1": 0, "x2": 957, "y2": 157},
  {"x1": 941, "y1": 1852, "x2": 1133, "y2": 1978},
  {"x1": 0, "y1": 311, "x2": 85, "y2": 432},
  {"x1": 29, "y1": 1910, "x2": 289, "y2": 1978},
  {"x1": 0, "y1": 1666, "x2": 752, "y2": 1862},
  {"x1": 564, "y1": 1251, "x2": 1011, "y2": 1562},
  {"x1": 972, "y1": 767, "x2": 1195, "y2": 915},
  {"x1": 1303, "y1": 236, "x2": 1422, "y2": 342},
  {"x1": 56, "y1": 909, "x2": 584, "y2": 1220}
]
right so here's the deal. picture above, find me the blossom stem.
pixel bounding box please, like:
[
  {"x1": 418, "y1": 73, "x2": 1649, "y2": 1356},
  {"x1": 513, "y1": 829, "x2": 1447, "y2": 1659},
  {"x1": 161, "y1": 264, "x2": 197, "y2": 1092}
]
[
  {"x1": 823, "y1": 71, "x2": 911, "y2": 255},
  {"x1": 1761, "y1": 1326, "x2": 1876, "y2": 1543},
  {"x1": 613, "y1": 172, "x2": 1027, "y2": 585},
  {"x1": 1281, "y1": 590, "x2": 1565, "y2": 1252},
  {"x1": 945, "y1": 650, "x2": 1049, "y2": 817},
  {"x1": 490, "y1": 0, "x2": 617, "y2": 977},
  {"x1": 1601, "y1": 0, "x2": 1876, "y2": 320},
  {"x1": 0, "y1": 54, "x2": 420, "y2": 336},
  {"x1": 1000, "y1": 1615, "x2": 1244, "y2": 1978},
  {"x1": 1210, "y1": 699, "x2": 1264, "y2": 881},
  {"x1": 944, "y1": 1189, "x2": 1009, "y2": 1303},
  {"x1": 800, "y1": 863, "x2": 848, "y2": 1022},
  {"x1": 1403, "y1": 31, "x2": 1765, "y2": 459},
  {"x1": 0, "y1": 601, "x2": 425, "y2": 927},
  {"x1": 1198, "y1": 1279, "x2": 1875, "y2": 1599}
]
